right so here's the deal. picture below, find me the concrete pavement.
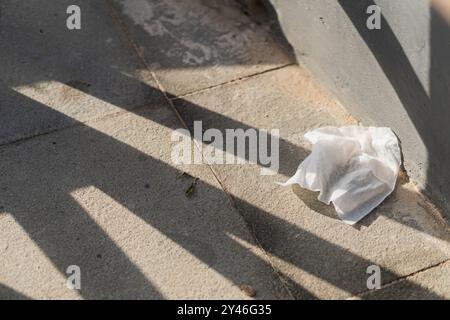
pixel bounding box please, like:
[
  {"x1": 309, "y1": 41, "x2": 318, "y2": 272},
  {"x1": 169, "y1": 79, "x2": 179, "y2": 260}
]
[{"x1": 0, "y1": 0, "x2": 448, "y2": 299}]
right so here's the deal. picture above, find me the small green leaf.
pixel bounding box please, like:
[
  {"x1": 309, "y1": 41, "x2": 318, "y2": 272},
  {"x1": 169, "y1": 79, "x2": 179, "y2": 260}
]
[{"x1": 185, "y1": 178, "x2": 199, "y2": 197}]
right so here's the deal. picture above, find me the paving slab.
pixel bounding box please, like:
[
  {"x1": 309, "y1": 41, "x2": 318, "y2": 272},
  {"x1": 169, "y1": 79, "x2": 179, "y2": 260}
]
[
  {"x1": 110, "y1": 0, "x2": 294, "y2": 96},
  {"x1": 0, "y1": 0, "x2": 292, "y2": 299},
  {"x1": 0, "y1": 102, "x2": 288, "y2": 299},
  {"x1": 171, "y1": 65, "x2": 450, "y2": 299},
  {"x1": 0, "y1": 0, "x2": 161, "y2": 145}
]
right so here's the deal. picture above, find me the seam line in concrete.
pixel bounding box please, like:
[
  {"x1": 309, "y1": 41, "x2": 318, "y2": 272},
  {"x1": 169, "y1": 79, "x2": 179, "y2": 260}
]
[
  {"x1": 350, "y1": 258, "x2": 450, "y2": 299},
  {"x1": 0, "y1": 104, "x2": 153, "y2": 149},
  {"x1": 0, "y1": 4, "x2": 292, "y2": 151},
  {"x1": 169, "y1": 63, "x2": 296, "y2": 101},
  {"x1": 417, "y1": 192, "x2": 450, "y2": 232},
  {"x1": 104, "y1": 0, "x2": 294, "y2": 105}
]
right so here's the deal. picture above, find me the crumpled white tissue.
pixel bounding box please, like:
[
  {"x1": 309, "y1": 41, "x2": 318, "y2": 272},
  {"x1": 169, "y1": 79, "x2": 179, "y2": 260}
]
[{"x1": 282, "y1": 126, "x2": 401, "y2": 225}]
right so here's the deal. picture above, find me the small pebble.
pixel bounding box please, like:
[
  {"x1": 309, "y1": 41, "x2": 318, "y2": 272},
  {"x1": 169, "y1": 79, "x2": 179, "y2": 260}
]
[{"x1": 239, "y1": 284, "x2": 256, "y2": 297}]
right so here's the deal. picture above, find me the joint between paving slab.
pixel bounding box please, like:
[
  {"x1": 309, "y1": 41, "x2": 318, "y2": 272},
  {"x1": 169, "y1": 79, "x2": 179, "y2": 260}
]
[
  {"x1": 103, "y1": 0, "x2": 295, "y2": 103},
  {"x1": 417, "y1": 191, "x2": 450, "y2": 231},
  {"x1": 169, "y1": 63, "x2": 296, "y2": 101},
  {"x1": 152, "y1": 54, "x2": 297, "y2": 302},
  {"x1": 0, "y1": 104, "x2": 151, "y2": 149},
  {"x1": 350, "y1": 258, "x2": 450, "y2": 299},
  {"x1": 149, "y1": 63, "x2": 298, "y2": 300}
]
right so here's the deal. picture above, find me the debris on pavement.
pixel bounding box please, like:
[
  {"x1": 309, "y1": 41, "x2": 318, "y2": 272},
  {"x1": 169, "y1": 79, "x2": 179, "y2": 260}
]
[
  {"x1": 185, "y1": 177, "x2": 200, "y2": 197},
  {"x1": 282, "y1": 126, "x2": 402, "y2": 225},
  {"x1": 239, "y1": 284, "x2": 257, "y2": 297}
]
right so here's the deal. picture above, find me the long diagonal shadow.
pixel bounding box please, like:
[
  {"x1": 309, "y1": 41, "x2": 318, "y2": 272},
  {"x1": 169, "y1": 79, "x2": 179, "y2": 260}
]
[{"x1": 0, "y1": 283, "x2": 31, "y2": 300}]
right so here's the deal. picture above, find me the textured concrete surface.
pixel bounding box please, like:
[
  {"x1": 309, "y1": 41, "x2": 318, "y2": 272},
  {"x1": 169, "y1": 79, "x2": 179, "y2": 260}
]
[
  {"x1": 0, "y1": 0, "x2": 162, "y2": 145},
  {"x1": 172, "y1": 66, "x2": 450, "y2": 299},
  {"x1": 0, "y1": 0, "x2": 449, "y2": 300},
  {"x1": 0, "y1": 107, "x2": 288, "y2": 299},
  {"x1": 111, "y1": 0, "x2": 293, "y2": 96},
  {"x1": 268, "y1": 0, "x2": 450, "y2": 222},
  {"x1": 0, "y1": 0, "x2": 290, "y2": 300}
]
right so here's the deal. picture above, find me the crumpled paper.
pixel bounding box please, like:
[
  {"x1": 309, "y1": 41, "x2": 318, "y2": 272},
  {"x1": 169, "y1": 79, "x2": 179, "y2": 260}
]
[{"x1": 282, "y1": 126, "x2": 401, "y2": 224}]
